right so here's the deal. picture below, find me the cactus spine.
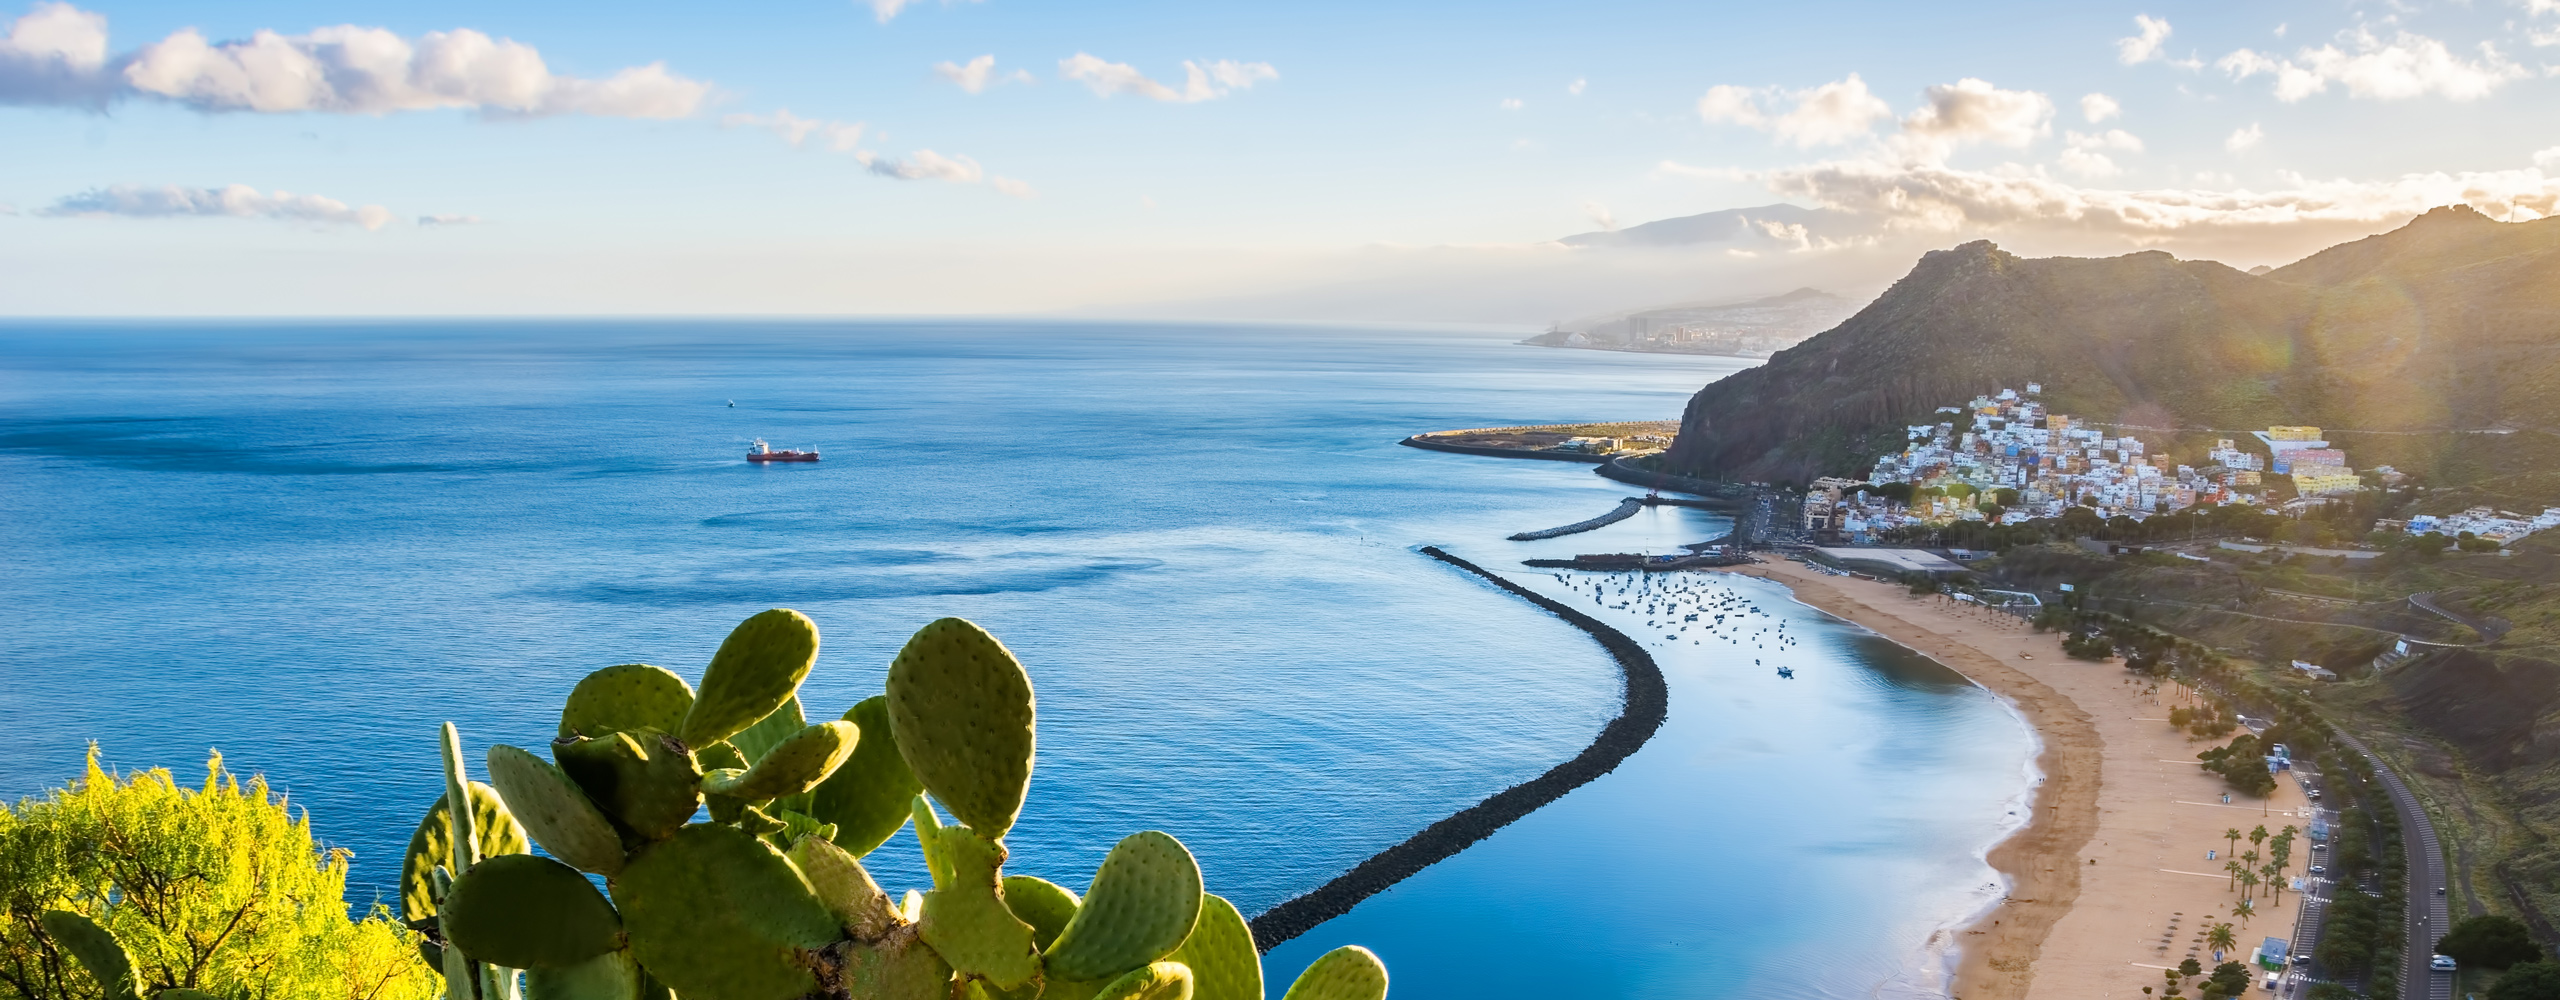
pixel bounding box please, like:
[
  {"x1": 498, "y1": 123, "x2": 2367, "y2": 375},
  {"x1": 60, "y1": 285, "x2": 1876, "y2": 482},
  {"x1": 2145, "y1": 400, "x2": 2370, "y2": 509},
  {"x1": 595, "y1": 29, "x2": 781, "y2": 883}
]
[{"x1": 423, "y1": 609, "x2": 1388, "y2": 1000}]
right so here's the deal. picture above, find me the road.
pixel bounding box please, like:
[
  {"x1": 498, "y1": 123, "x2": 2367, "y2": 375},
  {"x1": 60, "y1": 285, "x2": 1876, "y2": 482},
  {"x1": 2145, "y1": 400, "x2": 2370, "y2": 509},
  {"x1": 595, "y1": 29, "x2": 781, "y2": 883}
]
[
  {"x1": 2409, "y1": 592, "x2": 2510, "y2": 643},
  {"x1": 2336, "y1": 733, "x2": 2454, "y2": 1000}
]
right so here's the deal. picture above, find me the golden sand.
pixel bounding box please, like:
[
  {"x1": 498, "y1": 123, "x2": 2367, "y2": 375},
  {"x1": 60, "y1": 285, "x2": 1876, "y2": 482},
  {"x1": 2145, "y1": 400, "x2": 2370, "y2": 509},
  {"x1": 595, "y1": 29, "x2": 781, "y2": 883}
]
[{"x1": 1727, "y1": 560, "x2": 2316, "y2": 999}]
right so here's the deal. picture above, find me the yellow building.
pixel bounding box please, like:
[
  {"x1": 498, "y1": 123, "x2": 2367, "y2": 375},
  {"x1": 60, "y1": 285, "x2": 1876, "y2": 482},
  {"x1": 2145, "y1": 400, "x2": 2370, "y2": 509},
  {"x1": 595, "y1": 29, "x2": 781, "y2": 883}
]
[
  {"x1": 2292, "y1": 470, "x2": 2361, "y2": 496},
  {"x1": 2267, "y1": 426, "x2": 2324, "y2": 442}
]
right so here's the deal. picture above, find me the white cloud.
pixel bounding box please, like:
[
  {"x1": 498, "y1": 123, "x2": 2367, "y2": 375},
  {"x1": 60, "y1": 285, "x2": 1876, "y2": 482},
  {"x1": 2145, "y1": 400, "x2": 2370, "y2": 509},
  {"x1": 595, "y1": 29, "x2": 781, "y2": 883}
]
[
  {"x1": 855, "y1": 148, "x2": 1032, "y2": 197},
  {"x1": 934, "y1": 54, "x2": 1029, "y2": 94},
  {"x1": 1898, "y1": 78, "x2": 2052, "y2": 158},
  {"x1": 2058, "y1": 128, "x2": 2144, "y2": 177},
  {"x1": 2080, "y1": 92, "x2": 2120, "y2": 123},
  {"x1": 1582, "y1": 200, "x2": 1615, "y2": 231},
  {"x1": 40, "y1": 183, "x2": 395, "y2": 229},
  {"x1": 1567, "y1": 77, "x2": 1586, "y2": 96},
  {"x1": 1697, "y1": 73, "x2": 1893, "y2": 148},
  {"x1": 2118, "y1": 15, "x2": 2173, "y2": 65},
  {"x1": 1756, "y1": 154, "x2": 2560, "y2": 237},
  {"x1": 724, "y1": 109, "x2": 866, "y2": 151},
  {"x1": 1058, "y1": 53, "x2": 1275, "y2": 102},
  {"x1": 869, "y1": 0, "x2": 980, "y2": 24},
  {"x1": 0, "y1": 2, "x2": 112, "y2": 106},
  {"x1": 1499, "y1": 97, "x2": 1522, "y2": 110},
  {"x1": 0, "y1": 3, "x2": 707, "y2": 117},
  {"x1": 2226, "y1": 123, "x2": 2264, "y2": 152},
  {"x1": 2537, "y1": 146, "x2": 2560, "y2": 169},
  {"x1": 417, "y1": 213, "x2": 481, "y2": 226},
  {"x1": 2220, "y1": 30, "x2": 2529, "y2": 101}
]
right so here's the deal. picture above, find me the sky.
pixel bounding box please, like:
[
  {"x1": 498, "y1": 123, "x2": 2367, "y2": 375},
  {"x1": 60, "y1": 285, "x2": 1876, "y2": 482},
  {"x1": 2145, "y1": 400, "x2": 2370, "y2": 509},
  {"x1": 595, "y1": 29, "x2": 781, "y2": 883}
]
[{"x1": 3, "y1": 0, "x2": 2558, "y2": 319}]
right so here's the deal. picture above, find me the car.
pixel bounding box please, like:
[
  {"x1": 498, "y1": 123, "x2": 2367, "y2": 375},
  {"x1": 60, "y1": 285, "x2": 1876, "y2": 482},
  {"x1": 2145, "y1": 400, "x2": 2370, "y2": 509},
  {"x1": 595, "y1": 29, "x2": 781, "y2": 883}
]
[
  {"x1": 2308, "y1": 865, "x2": 2327, "y2": 875},
  {"x1": 2433, "y1": 955, "x2": 2458, "y2": 971},
  {"x1": 2308, "y1": 789, "x2": 2322, "y2": 800},
  {"x1": 2438, "y1": 886, "x2": 2449, "y2": 895},
  {"x1": 2292, "y1": 954, "x2": 2310, "y2": 966}
]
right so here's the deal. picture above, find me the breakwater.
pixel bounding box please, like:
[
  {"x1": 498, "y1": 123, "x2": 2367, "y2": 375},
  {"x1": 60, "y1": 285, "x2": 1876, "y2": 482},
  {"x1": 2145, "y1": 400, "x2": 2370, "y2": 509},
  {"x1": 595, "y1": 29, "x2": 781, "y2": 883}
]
[
  {"x1": 1247, "y1": 545, "x2": 1669, "y2": 950},
  {"x1": 1397, "y1": 435, "x2": 1609, "y2": 463},
  {"x1": 1508, "y1": 497, "x2": 1644, "y2": 540}
]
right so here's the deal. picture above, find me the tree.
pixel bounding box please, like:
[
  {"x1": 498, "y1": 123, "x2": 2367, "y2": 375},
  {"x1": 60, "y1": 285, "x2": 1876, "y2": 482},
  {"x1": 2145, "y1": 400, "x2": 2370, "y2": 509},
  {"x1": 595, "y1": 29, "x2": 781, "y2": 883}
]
[
  {"x1": 2306, "y1": 984, "x2": 2356, "y2": 1000},
  {"x1": 2179, "y1": 958, "x2": 2203, "y2": 978},
  {"x1": 2439, "y1": 914, "x2": 2544, "y2": 970},
  {"x1": 2208, "y1": 922, "x2": 2237, "y2": 954},
  {"x1": 0, "y1": 748, "x2": 438, "y2": 1000},
  {"x1": 2225, "y1": 827, "x2": 2244, "y2": 859},
  {"x1": 2232, "y1": 898, "x2": 2255, "y2": 928},
  {"x1": 2208, "y1": 961, "x2": 2251, "y2": 997},
  {"x1": 2250, "y1": 825, "x2": 2268, "y2": 850},
  {"x1": 2492, "y1": 962, "x2": 2560, "y2": 1000}
]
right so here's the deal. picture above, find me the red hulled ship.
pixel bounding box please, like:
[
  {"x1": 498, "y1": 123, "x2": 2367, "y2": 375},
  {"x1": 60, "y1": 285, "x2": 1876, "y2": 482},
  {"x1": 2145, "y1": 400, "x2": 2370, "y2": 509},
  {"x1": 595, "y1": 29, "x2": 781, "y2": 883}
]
[{"x1": 746, "y1": 438, "x2": 819, "y2": 462}]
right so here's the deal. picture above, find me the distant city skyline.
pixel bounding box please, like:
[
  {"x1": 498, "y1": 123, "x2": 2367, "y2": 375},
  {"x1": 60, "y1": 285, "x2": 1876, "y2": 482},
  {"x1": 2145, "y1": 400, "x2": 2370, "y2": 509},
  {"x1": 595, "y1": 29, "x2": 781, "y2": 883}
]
[{"x1": 3, "y1": 0, "x2": 2557, "y2": 317}]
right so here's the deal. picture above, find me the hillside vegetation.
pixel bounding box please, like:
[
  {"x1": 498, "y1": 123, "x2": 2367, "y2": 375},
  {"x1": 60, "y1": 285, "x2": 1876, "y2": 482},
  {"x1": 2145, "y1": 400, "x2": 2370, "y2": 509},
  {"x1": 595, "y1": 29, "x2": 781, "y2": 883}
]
[{"x1": 1664, "y1": 206, "x2": 2560, "y2": 484}]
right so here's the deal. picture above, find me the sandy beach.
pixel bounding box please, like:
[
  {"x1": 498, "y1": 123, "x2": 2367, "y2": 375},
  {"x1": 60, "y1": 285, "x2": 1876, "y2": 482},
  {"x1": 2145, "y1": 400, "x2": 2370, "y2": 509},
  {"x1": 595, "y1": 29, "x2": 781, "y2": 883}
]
[{"x1": 1727, "y1": 560, "x2": 2318, "y2": 1000}]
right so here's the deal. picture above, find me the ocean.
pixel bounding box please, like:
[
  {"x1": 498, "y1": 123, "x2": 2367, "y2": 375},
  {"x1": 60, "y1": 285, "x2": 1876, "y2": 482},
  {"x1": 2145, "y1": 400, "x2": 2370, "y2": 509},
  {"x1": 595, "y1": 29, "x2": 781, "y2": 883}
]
[{"x1": 0, "y1": 320, "x2": 2031, "y2": 999}]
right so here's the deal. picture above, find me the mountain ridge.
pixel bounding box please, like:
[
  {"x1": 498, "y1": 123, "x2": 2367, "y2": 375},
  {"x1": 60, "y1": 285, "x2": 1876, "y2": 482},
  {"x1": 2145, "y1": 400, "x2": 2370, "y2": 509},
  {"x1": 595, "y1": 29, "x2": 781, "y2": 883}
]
[{"x1": 1662, "y1": 207, "x2": 2560, "y2": 485}]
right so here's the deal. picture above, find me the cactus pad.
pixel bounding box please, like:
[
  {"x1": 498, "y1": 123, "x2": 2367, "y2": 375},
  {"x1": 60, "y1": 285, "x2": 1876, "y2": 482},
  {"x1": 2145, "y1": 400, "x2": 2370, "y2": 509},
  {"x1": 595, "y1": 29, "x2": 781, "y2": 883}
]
[
  {"x1": 884, "y1": 618, "x2": 1035, "y2": 838},
  {"x1": 523, "y1": 949, "x2": 643, "y2": 1000},
  {"x1": 699, "y1": 721, "x2": 858, "y2": 801},
  {"x1": 829, "y1": 925, "x2": 952, "y2": 1000},
  {"x1": 679, "y1": 609, "x2": 820, "y2": 748},
  {"x1": 401, "y1": 781, "x2": 527, "y2": 921},
  {"x1": 486, "y1": 745, "x2": 626, "y2": 876},
  {"x1": 1278, "y1": 946, "x2": 1386, "y2": 1000},
  {"x1": 809, "y1": 696, "x2": 924, "y2": 856},
  {"x1": 441, "y1": 853, "x2": 625, "y2": 970},
  {"x1": 1043, "y1": 831, "x2": 1204, "y2": 983},
  {"x1": 788, "y1": 835, "x2": 900, "y2": 942},
  {"x1": 730, "y1": 695, "x2": 807, "y2": 765},
  {"x1": 915, "y1": 822, "x2": 1041, "y2": 990},
  {"x1": 1165, "y1": 895, "x2": 1259, "y2": 1000},
  {"x1": 554, "y1": 729, "x2": 703, "y2": 844},
  {"x1": 560, "y1": 664, "x2": 695, "y2": 739},
  {"x1": 39, "y1": 911, "x2": 135, "y2": 1000},
  {"x1": 611, "y1": 824, "x2": 842, "y2": 1000},
  {"x1": 999, "y1": 875, "x2": 1080, "y2": 951},
  {"x1": 1095, "y1": 963, "x2": 1196, "y2": 1000}
]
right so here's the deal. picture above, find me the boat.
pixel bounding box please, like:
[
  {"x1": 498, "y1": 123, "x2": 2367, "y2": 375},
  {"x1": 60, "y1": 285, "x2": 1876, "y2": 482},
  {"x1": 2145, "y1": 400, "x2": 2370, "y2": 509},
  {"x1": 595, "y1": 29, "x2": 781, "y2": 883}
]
[{"x1": 746, "y1": 438, "x2": 819, "y2": 463}]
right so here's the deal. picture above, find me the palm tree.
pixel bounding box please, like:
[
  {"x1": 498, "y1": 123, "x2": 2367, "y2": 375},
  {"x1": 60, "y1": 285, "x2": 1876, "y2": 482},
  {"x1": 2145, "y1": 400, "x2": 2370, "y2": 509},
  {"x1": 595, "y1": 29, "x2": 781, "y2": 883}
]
[
  {"x1": 2208, "y1": 922, "x2": 2238, "y2": 954},
  {"x1": 2240, "y1": 870, "x2": 2260, "y2": 901},
  {"x1": 2263, "y1": 862, "x2": 2284, "y2": 903},
  {"x1": 2232, "y1": 898, "x2": 2255, "y2": 928},
  {"x1": 2225, "y1": 827, "x2": 2244, "y2": 859},
  {"x1": 2225, "y1": 859, "x2": 2245, "y2": 889},
  {"x1": 2250, "y1": 824, "x2": 2269, "y2": 851}
]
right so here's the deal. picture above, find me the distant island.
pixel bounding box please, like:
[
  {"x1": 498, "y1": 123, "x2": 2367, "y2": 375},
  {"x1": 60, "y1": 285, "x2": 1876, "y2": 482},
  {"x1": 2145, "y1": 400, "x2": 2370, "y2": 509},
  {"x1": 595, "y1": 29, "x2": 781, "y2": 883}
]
[{"x1": 1522, "y1": 287, "x2": 1861, "y2": 358}]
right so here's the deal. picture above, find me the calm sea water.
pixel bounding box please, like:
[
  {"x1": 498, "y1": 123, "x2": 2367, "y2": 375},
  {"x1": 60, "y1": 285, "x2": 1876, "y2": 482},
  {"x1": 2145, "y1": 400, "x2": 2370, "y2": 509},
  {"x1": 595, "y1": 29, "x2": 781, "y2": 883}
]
[{"x1": 0, "y1": 321, "x2": 2030, "y2": 999}]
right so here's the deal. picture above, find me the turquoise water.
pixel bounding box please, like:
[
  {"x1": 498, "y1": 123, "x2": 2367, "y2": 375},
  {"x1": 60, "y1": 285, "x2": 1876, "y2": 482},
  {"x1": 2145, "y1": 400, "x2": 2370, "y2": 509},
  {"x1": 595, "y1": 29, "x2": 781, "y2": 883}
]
[{"x1": 0, "y1": 321, "x2": 2030, "y2": 999}]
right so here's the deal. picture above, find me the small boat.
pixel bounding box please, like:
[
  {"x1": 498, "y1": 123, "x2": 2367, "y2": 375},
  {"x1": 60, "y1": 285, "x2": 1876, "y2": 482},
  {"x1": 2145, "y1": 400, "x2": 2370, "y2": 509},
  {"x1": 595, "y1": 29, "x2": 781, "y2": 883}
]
[
  {"x1": 1776, "y1": 666, "x2": 1795, "y2": 679},
  {"x1": 746, "y1": 438, "x2": 819, "y2": 463}
]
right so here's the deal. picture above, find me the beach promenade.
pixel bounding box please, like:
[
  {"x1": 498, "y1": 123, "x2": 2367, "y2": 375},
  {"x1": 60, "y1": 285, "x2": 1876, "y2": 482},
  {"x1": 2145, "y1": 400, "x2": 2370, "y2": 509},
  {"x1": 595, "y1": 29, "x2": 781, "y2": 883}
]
[{"x1": 1730, "y1": 560, "x2": 2320, "y2": 1000}]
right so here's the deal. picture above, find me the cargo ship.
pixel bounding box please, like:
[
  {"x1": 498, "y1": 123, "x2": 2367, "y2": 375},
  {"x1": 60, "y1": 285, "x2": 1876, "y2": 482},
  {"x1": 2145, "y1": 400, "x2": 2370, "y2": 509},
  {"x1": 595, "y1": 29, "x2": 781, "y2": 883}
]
[{"x1": 746, "y1": 438, "x2": 819, "y2": 463}]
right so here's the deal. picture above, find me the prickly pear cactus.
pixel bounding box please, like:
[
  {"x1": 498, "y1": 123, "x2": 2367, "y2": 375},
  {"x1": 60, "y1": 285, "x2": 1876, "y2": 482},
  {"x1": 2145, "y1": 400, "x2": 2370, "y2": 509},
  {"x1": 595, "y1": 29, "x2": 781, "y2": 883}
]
[
  {"x1": 680, "y1": 609, "x2": 820, "y2": 747},
  {"x1": 1279, "y1": 946, "x2": 1388, "y2": 1000},
  {"x1": 485, "y1": 744, "x2": 625, "y2": 876},
  {"x1": 427, "y1": 610, "x2": 1387, "y2": 1000},
  {"x1": 39, "y1": 910, "x2": 136, "y2": 1000},
  {"x1": 884, "y1": 618, "x2": 1035, "y2": 838}
]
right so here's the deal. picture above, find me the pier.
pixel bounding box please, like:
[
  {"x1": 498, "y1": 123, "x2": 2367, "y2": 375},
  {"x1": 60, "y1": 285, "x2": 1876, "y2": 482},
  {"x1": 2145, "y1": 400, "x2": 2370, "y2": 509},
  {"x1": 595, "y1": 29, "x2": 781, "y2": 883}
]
[{"x1": 1509, "y1": 498, "x2": 1645, "y2": 540}]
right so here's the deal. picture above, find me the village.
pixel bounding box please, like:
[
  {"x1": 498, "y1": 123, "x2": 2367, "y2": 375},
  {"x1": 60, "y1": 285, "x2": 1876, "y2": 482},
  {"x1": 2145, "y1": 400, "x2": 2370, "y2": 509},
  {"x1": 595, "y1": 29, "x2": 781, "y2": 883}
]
[{"x1": 1800, "y1": 383, "x2": 2560, "y2": 546}]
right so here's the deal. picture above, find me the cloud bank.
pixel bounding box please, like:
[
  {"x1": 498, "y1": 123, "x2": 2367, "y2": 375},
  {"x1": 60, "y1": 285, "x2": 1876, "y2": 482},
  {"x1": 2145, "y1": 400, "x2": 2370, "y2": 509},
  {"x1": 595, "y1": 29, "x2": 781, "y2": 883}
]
[
  {"x1": 40, "y1": 184, "x2": 395, "y2": 229},
  {"x1": 2218, "y1": 30, "x2": 2528, "y2": 102},
  {"x1": 0, "y1": 2, "x2": 707, "y2": 117}
]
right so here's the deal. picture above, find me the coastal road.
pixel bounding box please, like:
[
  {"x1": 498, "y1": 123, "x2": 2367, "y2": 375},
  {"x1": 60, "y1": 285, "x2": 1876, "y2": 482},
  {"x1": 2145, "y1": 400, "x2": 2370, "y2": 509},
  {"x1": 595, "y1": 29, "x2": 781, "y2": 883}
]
[{"x1": 2335, "y1": 733, "x2": 2453, "y2": 1000}]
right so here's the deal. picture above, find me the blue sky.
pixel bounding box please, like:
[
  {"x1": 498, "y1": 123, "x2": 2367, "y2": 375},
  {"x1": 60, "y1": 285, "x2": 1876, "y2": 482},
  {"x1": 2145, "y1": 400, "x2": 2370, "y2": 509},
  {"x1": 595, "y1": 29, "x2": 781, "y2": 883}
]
[{"x1": 4, "y1": 0, "x2": 2557, "y2": 316}]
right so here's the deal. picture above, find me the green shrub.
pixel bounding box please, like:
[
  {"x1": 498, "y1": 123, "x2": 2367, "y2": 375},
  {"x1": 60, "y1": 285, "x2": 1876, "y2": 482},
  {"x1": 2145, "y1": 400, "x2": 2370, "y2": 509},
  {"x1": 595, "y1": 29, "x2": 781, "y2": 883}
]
[{"x1": 0, "y1": 749, "x2": 438, "y2": 1000}]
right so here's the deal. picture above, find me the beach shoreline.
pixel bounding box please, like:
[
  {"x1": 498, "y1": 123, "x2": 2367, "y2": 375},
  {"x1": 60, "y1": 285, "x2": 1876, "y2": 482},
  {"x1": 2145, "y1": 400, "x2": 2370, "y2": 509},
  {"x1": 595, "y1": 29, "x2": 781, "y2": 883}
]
[{"x1": 1718, "y1": 560, "x2": 2103, "y2": 1000}]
